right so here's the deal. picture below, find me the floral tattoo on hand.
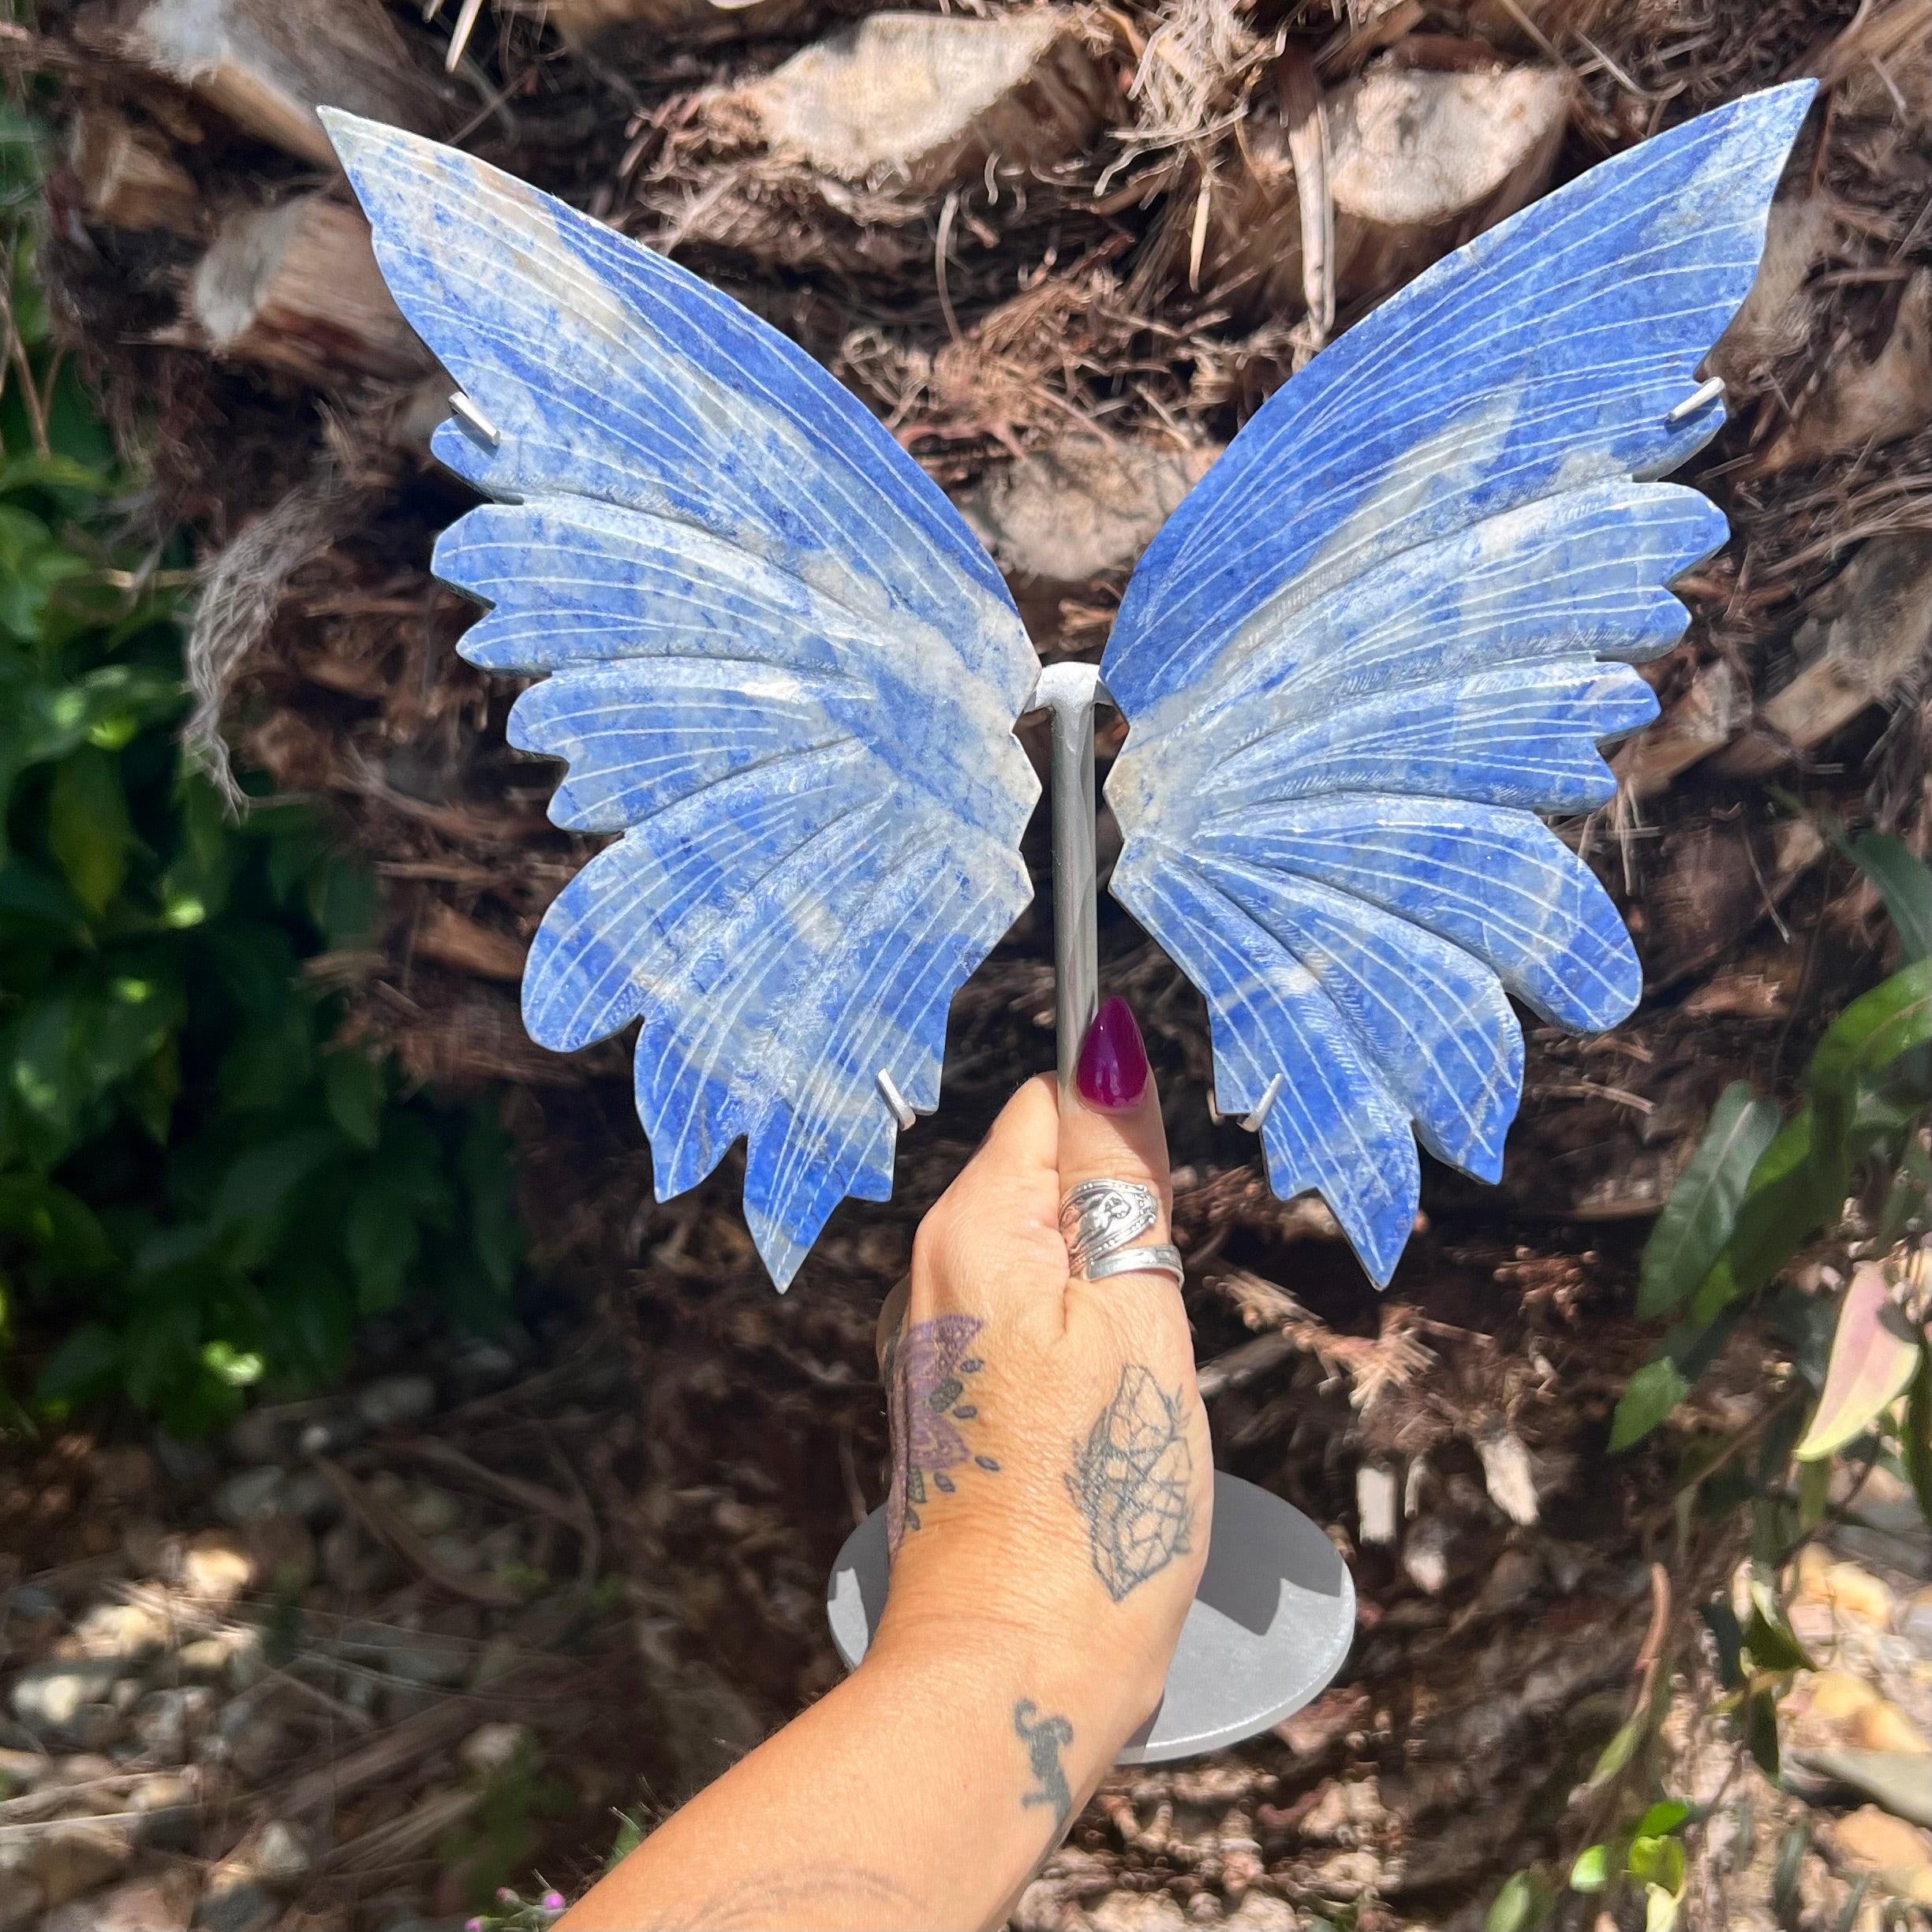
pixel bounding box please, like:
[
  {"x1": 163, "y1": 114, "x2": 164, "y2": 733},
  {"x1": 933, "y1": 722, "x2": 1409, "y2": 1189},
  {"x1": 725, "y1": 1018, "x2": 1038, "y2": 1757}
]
[{"x1": 884, "y1": 1313, "x2": 1000, "y2": 1555}]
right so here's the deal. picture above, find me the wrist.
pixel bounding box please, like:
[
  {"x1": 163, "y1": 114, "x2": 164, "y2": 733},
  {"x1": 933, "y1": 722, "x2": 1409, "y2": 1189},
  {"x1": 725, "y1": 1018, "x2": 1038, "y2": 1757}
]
[{"x1": 860, "y1": 1592, "x2": 1162, "y2": 1770}]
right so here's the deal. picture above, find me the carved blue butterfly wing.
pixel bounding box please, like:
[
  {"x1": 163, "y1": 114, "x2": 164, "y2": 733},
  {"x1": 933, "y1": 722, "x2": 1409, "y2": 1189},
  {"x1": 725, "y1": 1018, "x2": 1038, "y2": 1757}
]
[
  {"x1": 1104, "y1": 84, "x2": 1814, "y2": 1285},
  {"x1": 325, "y1": 112, "x2": 1039, "y2": 1289}
]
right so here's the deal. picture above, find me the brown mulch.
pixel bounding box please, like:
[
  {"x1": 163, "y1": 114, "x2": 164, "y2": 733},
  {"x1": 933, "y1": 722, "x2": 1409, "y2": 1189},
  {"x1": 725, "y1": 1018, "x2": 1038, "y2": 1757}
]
[{"x1": 8, "y1": 0, "x2": 1931, "y2": 1924}]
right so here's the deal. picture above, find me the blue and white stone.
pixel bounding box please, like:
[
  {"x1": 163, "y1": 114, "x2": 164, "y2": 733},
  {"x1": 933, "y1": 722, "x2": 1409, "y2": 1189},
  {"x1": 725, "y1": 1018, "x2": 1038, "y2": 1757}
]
[
  {"x1": 1104, "y1": 82, "x2": 1814, "y2": 1284},
  {"x1": 325, "y1": 110, "x2": 1040, "y2": 1289}
]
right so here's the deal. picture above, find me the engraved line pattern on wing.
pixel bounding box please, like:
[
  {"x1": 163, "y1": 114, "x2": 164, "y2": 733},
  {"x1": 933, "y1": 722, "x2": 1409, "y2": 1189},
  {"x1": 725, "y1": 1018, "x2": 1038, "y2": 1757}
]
[
  {"x1": 1102, "y1": 84, "x2": 1814, "y2": 1283},
  {"x1": 325, "y1": 111, "x2": 1043, "y2": 1288}
]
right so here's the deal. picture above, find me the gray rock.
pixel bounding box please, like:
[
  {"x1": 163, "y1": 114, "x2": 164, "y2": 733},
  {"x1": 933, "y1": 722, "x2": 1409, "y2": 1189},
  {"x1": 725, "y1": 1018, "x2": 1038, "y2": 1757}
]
[
  {"x1": 398, "y1": 1484, "x2": 464, "y2": 1538},
  {"x1": 66, "y1": 1702, "x2": 129, "y2": 1753},
  {"x1": 73, "y1": 1602, "x2": 169, "y2": 1661},
  {"x1": 41, "y1": 1862, "x2": 197, "y2": 1932},
  {"x1": 447, "y1": 1338, "x2": 518, "y2": 1398},
  {"x1": 132, "y1": 1687, "x2": 217, "y2": 1764},
  {"x1": 226, "y1": 1411, "x2": 290, "y2": 1465},
  {"x1": 356, "y1": 1374, "x2": 435, "y2": 1430},
  {"x1": 244, "y1": 1819, "x2": 313, "y2": 1889},
  {"x1": 192, "y1": 1875, "x2": 278, "y2": 1932},
  {"x1": 459, "y1": 1721, "x2": 533, "y2": 1776},
  {"x1": 10, "y1": 1660, "x2": 124, "y2": 1736},
  {"x1": 296, "y1": 1411, "x2": 366, "y2": 1456},
  {"x1": 275, "y1": 1468, "x2": 339, "y2": 1524},
  {"x1": 151, "y1": 1433, "x2": 219, "y2": 1489},
  {"x1": 338, "y1": 1623, "x2": 470, "y2": 1688},
  {"x1": 212, "y1": 1467, "x2": 286, "y2": 1526},
  {"x1": 2, "y1": 1584, "x2": 58, "y2": 1623}
]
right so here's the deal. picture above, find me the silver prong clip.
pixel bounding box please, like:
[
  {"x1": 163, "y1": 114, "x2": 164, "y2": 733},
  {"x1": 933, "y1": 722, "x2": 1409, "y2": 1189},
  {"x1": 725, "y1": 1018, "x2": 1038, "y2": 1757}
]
[
  {"x1": 450, "y1": 391, "x2": 500, "y2": 450},
  {"x1": 1665, "y1": 376, "x2": 1725, "y2": 425},
  {"x1": 876, "y1": 1068, "x2": 916, "y2": 1130},
  {"x1": 1241, "y1": 1074, "x2": 1284, "y2": 1134}
]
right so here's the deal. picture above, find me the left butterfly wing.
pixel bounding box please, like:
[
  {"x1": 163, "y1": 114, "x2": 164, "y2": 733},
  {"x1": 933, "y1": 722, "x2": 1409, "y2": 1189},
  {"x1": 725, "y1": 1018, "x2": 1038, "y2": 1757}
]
[
  {"x1": 1103, "y1": 83, "x2": 1814, "y2": 1285},
  {"x1": 326, "y1": 113, "x2": 1040, "y2": 1289}
]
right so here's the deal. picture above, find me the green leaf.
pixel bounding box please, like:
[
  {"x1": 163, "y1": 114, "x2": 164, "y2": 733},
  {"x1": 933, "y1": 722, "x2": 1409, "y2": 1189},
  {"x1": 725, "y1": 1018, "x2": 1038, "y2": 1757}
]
[
  {"x1": 1640, "y1": 1084, "x2": 1781, "y2": 1319},
  {"x1": 1569, "y1": 1843, "x2": 1615, "y2": 1893},
  {"x1": 345, "y1": 1184, "x2": 420, "y2": 1315},
  {"x1": 1846, "y1": 833, "x2": 1932, "y2": 964},
  {"x1": 1809, "y1": 960, "x2": 1932, "y2": 1157},
  {"x1": 322, "y1": 1050, "x2": 384, "y2": 1151},
  {"x1": 1634, "y1": 1801, "x2": 1692, "y2": 1840},
  {"x1": 47, "y1": 746, "x2": 132, "y2": 915},
  {"x1": 1612, "y1": 1357, "x2": 1693, "y2": 1452},
  {"x1": 1795, "y1": 1257, "x2": 1923, "y2": 1460},
  {"x1": 1743, "y1": 1580, "x2": 1813, "y2": 1675},
  {"x1": 34, "y1": 1321, "x2": 121, "y2": 1405},
  {"x1": 1587, "y1": 1714, "x2": 1644, "y2": 1787},
  {"x1": 1485, "y1": 1869, "x2": 1554, "y2": 1932},
  {"x1": 1630, "y1": 1833, "x2": 1685, "y2": 1894}
]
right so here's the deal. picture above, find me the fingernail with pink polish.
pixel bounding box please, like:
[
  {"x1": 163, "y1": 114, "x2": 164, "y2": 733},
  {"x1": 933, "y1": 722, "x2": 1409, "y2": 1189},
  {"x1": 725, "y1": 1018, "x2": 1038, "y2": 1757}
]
[{"x1": 1076, "y1": 996, "x2": 1149, "y2": 1111}]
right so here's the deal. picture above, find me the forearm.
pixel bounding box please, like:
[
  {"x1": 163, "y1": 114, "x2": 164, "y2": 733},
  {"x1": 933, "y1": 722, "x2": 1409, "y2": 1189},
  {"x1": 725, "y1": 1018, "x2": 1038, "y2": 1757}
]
[{"x1": 558, "y1": 1616, "x2": 1138, "y2": 1932}]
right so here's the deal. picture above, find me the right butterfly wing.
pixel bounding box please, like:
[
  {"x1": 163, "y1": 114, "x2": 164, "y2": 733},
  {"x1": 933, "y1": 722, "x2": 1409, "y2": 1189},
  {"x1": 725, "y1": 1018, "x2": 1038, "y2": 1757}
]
[
  {"x1": 326, "y1": 114, "x2": 1041, "y2": 1288},
  {"x1": 1103, "y1": 84, "x2": 1812, "y2": 1284}
]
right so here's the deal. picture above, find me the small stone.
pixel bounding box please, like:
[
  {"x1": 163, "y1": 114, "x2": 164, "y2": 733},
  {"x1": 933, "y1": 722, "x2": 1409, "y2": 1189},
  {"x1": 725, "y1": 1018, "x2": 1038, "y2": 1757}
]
[
  {"x1": 128, "y1": 1771, "x2": 200, "y2": 1850},
  {"x1": 459, "y1": 1721, "x2": 533, "y2": 1777},
  {"x1": 132, "y1": 1687, "x2": 217, "y2": 1765},
  {"x1": 1825, "y1": 1563, "x2": 1898, "y2": 1629},
  {"x1": 2, "y1": 1583, "x2": 58, "y2": 1623},
  {"x1": 447, "y1": 1338, "x2": 518, "y2": 1397},
  {"x1": 1830, "y1": 1805, "x2": 1932, "y2": 1906},
  {"x1": 72, "y1": 1601, "x2": 169, "y2": 1661},
  {"x1": 226, "y1": 1411, "x2": 290, "y2": 1465},
  {"x1": 319, "y1": 1519, "x2": 398, "y2": 1594},
  {"x1": 151, "y1": 1433, "x2": 219, "y2": 1489},
  {"x1": 340, "y1": 1622, "x2": 471, "y2": 1687},
  {"x1": 178, "y1": 1531, "x2": 253, "y2": 1605},
  {"x1": 424, "y1": 1532, "x2": 480, "y2": 1575},
  {"x1": 88, "y1": 1446, "x2": 159, "y2": 1504},
  {"x1": 121, "y1": 1519, "x2": 168, "y2": 1573},
  {"x1": 223, "y1": 1713, "x2": 290, "y2": 1784},
  {"x1": 21, "y1": 1819, "x2": 133, "y2": 1908},
  {"x1": 0, "y1": 1747, "x2": 44, "y2": 1791},
  {"x1": 275, "y1": 1469, "x2": 339, "y2": 1523},
  {"x1": 239, "y1": 1818, "x2": 312, "y2": 1889},
  {"x1": 398, "y1": 1483, "x2": 464, "y2": 1537},
  {"x1": 469, "y1": 1634, "x2": 519, "y2": 1691},
  {"x1": 66, "y1": 1701, "x2": 129, "y2": 1752},
  {"x1": 41, "y1": 1861, "x2": 197, "y2": 1932},
  {"x1": 1089, "y1": 1893, "x2": 1191, "y2": 1931},
  {"x1": 10, "y1": 1659, "x2": 123, "y2": 1735},
  {"x1": 295, "y1": 1411, "x2": 365, "y2": 1456},
  {"x1": 174, "y1": 1639, "x2": 230, "y2": 1680},
  {"x1": 213, "y1": 1467, "x2": 286, "y2": 1526},
  {"x1": 356, "y1": 1374, "x2": 436, "y2": 1430},
  {"x1": 1223, "y1": 1897, "x2": 1297, "y2": 1931},
  {"x1": 192, "y1": 1872, "x2": 278, "y2": 1932}
]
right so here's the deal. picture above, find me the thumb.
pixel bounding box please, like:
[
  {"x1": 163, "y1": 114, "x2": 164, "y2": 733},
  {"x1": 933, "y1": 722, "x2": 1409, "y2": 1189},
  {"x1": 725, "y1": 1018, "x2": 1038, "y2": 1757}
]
[{"x1": 1056, "y1": 998, "x2": 1176, "y2": 1307}]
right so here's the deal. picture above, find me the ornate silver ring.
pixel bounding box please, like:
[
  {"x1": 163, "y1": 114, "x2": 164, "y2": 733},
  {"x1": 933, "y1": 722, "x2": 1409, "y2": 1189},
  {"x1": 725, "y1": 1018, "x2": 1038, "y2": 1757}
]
[{"x1": 1058, "y1": 1179, "x2": 1183, "y2": 1287}]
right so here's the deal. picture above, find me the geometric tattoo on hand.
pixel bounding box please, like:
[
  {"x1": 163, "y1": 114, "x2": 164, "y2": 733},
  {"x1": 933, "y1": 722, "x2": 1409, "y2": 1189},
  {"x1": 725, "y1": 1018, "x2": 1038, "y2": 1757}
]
[
  {"x1": 884, "y1": 1314, "x2": 1000, "y2": 1556},
  {"x1": 1064, "y1": 1364, "x2": 1194, "y2": 1601},
  {"x1": 1013, "y1": 1699, "x2": 1074, "y2": 1831}
]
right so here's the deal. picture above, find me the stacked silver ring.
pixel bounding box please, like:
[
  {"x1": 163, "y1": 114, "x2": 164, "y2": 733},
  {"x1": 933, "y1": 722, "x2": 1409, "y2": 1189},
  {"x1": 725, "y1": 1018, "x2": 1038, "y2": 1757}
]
[{"x1": 1058, "y1": 1179, "x2": 1185, "y2": 1289}]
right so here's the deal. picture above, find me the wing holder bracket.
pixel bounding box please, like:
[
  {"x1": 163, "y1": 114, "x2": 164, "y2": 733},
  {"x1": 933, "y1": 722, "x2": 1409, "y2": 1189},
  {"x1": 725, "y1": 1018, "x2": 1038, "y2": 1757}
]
[
  {"x1": 449, "y1": 391, "x2": 500, "y2": 449},
  {"x1": 875, "y1": 1068, "x2": 917, "y2": 1130},
  {"x1": 1665, "y1": 376, "x2": 1725, "y2": 424}
]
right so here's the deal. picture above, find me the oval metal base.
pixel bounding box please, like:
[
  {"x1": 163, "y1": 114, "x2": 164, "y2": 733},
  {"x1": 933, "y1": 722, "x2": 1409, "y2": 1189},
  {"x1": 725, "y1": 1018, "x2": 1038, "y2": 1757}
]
[{"x1": 826, "y1": 1470, "x2": 1355, "y2": 1764}]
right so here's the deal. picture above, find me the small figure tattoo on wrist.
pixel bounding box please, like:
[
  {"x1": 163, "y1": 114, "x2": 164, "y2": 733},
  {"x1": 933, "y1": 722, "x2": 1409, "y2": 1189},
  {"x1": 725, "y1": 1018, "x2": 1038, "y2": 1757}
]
[
  {"x1": 884, "y1": 1314, "x2": 1000, "y2": 1554},
  {"x1": 1014, "y1": 1699, "x2": 1074, "y2": 1830},
  {"x1": 1066, "y1": 1363, "x2": 1194, "y2": 1601}
]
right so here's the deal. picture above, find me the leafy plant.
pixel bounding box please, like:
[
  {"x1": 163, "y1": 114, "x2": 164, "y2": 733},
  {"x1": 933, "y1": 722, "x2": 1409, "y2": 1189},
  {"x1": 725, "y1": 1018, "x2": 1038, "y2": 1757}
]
[
  {"x1": 0, "y1": 100, "x2": 521, "y2": 1435},
  {"x1": 1612, "y1": 832, "x2": 1930, "y2": 1463}
]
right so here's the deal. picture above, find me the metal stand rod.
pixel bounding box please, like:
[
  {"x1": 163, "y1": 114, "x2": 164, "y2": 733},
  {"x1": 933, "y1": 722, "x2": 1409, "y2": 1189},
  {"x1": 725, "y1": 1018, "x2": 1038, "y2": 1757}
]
[{"x1": 1027, "y1": 661, "x2": 1106, "y2": 1093}]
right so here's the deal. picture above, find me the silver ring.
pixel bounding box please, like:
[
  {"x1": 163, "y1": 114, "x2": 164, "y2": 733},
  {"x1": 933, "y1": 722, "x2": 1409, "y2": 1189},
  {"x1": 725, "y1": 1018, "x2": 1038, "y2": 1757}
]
[
  {"x1": 1084, "y1": 1243, "x2": 1186, "y2": 1290},
  {"x1": 1059, "y1": 1179, "x2": 1179, "y2": 1284}
]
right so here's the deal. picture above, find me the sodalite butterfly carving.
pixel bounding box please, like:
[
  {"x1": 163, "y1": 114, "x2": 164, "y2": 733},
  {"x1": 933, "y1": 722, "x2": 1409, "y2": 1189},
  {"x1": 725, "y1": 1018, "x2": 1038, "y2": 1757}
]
[{"x1": 324, "y1": 80, "x2": 1812, "y2": 1291}]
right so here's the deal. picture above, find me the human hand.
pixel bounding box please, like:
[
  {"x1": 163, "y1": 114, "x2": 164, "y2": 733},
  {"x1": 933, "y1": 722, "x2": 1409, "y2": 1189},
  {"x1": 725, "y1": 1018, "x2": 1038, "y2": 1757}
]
[{"x1": 869, "y1": 997, "x2": 1212, "y2": 1780}]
